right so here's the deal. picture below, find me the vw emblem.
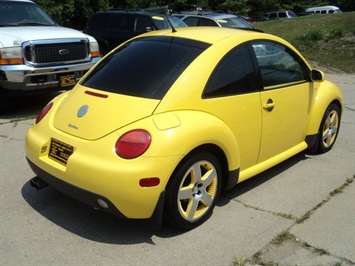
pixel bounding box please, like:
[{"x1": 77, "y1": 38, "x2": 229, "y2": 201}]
[
  {"x1": 77, "y1": 105, "x2": 89, "y2": 118},
  {"x1": 59, "y1": 49, "x2": 70, "y2": 55}
]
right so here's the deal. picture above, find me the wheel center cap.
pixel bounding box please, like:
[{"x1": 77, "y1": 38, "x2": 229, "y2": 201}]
[{"x1": 192, "y1": 186, "x2": 199, "y2": 194}]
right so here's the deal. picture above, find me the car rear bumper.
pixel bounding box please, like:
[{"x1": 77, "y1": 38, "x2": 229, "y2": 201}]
[{"x1": 26, "y1": 158, "x2": 126, "y2": 218}]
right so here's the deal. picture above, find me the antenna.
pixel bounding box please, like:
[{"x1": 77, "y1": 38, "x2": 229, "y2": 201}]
[{"x1": 165, "y1": 15, "x2": 177, "y2": 33}]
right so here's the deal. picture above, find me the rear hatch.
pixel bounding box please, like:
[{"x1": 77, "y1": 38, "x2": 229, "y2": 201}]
[{"x1": 53, "y1": 85, "x2": 159, "y2": 140}]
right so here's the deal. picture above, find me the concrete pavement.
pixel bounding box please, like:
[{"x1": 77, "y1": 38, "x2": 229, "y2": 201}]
[{"x1": 0, "y1": 73, "x2": 354, "y2": 266}]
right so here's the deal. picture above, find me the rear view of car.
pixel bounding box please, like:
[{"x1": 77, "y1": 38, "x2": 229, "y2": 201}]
[{"x1": 26, "y1": 27, "x2": 343, "y2": 231}]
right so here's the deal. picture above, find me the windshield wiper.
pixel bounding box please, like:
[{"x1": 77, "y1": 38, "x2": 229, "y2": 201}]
[{"x1": 17, "y1": 21, "x2": 53, "y2": 26}]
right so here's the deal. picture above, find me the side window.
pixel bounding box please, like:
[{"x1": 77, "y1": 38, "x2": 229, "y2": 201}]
[
  {"x1": 203, "y1": 44, "x2": 257, "y2": 98},
  {"x1": 269, "y1": 13, "x2": 277, "y2": 19},
  {"x1": 88, "y1": 14, "x2": 111, "y2": 30},
  {"x1": 252, "y1": 41, "x2": 307, "y2": 89},
  {"x1": 184, "y1": 17, "x2": 199, "y2": 26},
  {"x1": 199, "y1": 18, "x2": 217, "y2": 26},
  {"x1": 111, "y1": 14, "x2": 134, "y2": 31},
  {"x1": 279, "y1": 12, "x2": 287, "y2": 18},
  {"x1": 134, "y1": 16, "x2": 154, "y2": 32}
]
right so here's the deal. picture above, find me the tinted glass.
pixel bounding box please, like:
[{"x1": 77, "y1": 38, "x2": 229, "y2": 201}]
[
  {"x1": 199, "y1": 18, "x2": 218, "y2": 26},
  {"x1": 81, "y1": 37, "x2": 209, "y2": 99},
  {"x1": 217, "y1": 16, "x2": 253, "y2": 28},
  {"x1": 111, "y1": 14, "x2": 135, "y2": 31},
  {"x1": 183, "y1": 17, "x2": 199, "y2": 26},
  {"x1": 134, "y1": 16, "x2": 154, "y2": 32},
  {"x1": 86, "y1": 13, "x2": 111, "y2": 29},
  {"x1": 252, "y1": 41, "x2": 307, "y2": 88},
  {"x1": 204, "y1": 44, "x2": 258, "y2": 97},
  {"x1": 153, "y1": 16, "x2": 187, "y2": 29}
]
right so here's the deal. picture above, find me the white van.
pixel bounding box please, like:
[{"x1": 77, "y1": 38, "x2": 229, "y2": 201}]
[{"x1": 305, "y1": 6, "x2": 342, "y2": 14}]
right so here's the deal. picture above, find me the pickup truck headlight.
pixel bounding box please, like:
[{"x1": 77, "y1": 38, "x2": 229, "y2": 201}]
[
  {"x1": 0, "y1": 47, "x2": 24, "y2": 65},
  {"x1": 90, "y1": 42, "x2": 100, "y2": 58}
]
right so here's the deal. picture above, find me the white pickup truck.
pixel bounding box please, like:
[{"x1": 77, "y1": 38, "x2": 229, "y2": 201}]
[{"x1": 0, "y1": 0, "x2": 100, "y2": 113}]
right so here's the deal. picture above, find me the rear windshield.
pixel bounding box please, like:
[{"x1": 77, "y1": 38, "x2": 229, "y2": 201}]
[
  {"x1": 81, "y1": 37, "x2": 209, "y2": 99},
  {"x1": 216, "y1": 16, "x2": 253, "y2": 29}
]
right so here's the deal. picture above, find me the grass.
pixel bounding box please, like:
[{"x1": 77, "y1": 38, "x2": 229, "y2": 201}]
[{"x1": 254, "y1": 12, "x2": 355, "y2": 73}]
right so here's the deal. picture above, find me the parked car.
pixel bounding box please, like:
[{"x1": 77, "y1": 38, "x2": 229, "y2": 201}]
[
  {"x1": 237, "y1": 15, "x2": 254, "y2": 24},
  {"x1": 172, "y1": 12, "x2": 254, "y2": 29},
  {"x1": 26, "y1": 26, "x2": 343, "y2": 230},
  {"x1": 83, "y1": 10, "x2": 187, "y2": 55},
  {"x1": 0, "y1": 0, "x2": 101, "y2": 114},
  {"x1": 305, "y1": 6, "x2": 342, "y2": 14},
  {"x1": 263, "y1": 10, "x2": 297, "y2": 20}
]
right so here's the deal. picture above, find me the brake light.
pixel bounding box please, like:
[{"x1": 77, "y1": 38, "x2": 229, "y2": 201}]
[
  {"x1": 35, "y1": 102, "x2": 53, "y2": 124},
  {"x1": 115, "y1": 129, "x2": 151, "y2": 159}
]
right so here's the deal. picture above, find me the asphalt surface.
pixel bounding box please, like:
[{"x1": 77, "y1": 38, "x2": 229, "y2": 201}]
[{"x1": 0, "y1": 73, "x2": 354, "y2": 266}]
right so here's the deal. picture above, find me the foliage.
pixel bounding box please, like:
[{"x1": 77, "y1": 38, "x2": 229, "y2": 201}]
[
  {"x1": 36, "y1": 0, "x2": 355, "y2": 30},
  {"x1": 36, "y1": 0, "x2": 112, "y2": 29},
  {"x1": 254, "y1": 12, "x2": 355, "y2": 73}
]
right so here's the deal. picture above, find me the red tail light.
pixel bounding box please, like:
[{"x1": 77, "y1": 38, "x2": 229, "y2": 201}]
[
  {"x1": 115, "y1": 129, "x2": 151, "y2": 159},
  {"x1": 139, "y1": 178, "x2": 160, "y2": 187},
  {"x1": 35, "y1": 102, "x2": 53, "y2": 124}
]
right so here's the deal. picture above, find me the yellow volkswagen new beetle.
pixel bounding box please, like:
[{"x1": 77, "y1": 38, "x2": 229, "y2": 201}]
[{"x1": 26, "y1": 27, "x2": 343, "y2": 230}]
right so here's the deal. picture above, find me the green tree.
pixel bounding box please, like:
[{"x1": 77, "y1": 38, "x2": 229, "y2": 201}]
[{"x1": 36, "y1": 0, "x2": 111, "y2": 29}]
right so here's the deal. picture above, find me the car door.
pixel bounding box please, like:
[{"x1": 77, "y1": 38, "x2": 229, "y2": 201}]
[
  {"x1": 250, "y1": 41, "x2": 311, "y2": 163},
  {"x1": 202, "y1": 44, "x2": 262, "y2": 171}
]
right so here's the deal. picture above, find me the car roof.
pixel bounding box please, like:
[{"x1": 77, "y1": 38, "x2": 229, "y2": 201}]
[
  {"x1": 94, "y1": 10, "x2": 171, "y2": 17},
  {"x1": 173, "y1": 12, "x2": 238, "y2": 19},
  {"x1": 137, "y1": 26, "x2": 273, "y2": 46}
]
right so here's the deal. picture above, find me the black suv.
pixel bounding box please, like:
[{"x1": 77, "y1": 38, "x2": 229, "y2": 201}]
[{"x1": 84, "y1": 11, "x2": 187, "y2": 55}]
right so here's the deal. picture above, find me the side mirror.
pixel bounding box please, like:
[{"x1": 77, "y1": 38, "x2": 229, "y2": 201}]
[
  {"x1": 311, "y1": 69, "x2": 325, "y2": 82},
  {"x1": 145, "y1": 27, "x2": 153, "y2": 32}
]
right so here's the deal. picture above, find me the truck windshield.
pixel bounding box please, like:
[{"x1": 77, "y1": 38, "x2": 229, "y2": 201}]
[{"x1": 0, "y1": 1, "x2": 57, "y2": 27}]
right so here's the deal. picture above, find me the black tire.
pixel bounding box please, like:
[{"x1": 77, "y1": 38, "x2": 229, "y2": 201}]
[
  {"x1": 164, "y1": 151, "x2": 222, "y2": 230},
  {"x1": 316, "y1": 103, "x2": 341, "y2": 153},
  {"x1": 0, "y1": 90, "x2": 9, "y2": 114},
  {"x1": 99, "y1": 43, "x2": 109, "y2": 56}
]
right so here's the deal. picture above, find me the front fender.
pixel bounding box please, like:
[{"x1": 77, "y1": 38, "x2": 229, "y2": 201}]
[{"x1": 306, "y1": 79, "x2": 344, "y2": 135}]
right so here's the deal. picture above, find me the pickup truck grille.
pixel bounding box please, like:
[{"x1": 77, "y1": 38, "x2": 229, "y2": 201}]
[{"x1": 23, "y1": 39, "x2": 90, "y2": 66}]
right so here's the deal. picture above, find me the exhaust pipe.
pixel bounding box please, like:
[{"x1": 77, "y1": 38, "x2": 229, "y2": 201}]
[{"x1": 30, "y1": 177, "x2": 48, "y2": 190}]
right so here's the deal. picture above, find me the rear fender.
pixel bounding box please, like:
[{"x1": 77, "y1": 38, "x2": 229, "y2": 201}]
[{"x1": 118, "y1": 110, "x2": 241, "y2": 172}]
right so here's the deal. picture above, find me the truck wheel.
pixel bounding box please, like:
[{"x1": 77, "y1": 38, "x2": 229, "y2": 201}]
[{"x1": 0, "y1": 91, "x2": 9, "y2": 114}]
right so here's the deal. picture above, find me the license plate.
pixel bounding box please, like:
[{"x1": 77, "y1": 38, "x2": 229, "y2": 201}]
[
  {"x1": 48, "y1": 138, "x2": 74, "y2": 165},
  {"x1": 59, "y1": 74, "x2": 76, "y2": 87}
]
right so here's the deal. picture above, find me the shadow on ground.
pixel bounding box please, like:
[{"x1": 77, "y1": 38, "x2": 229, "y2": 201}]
[{"x1": 21, "y1": 153, "x2": 307, "y2": 244}]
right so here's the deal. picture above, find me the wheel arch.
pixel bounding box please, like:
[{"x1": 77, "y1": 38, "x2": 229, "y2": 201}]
[
  {"x1": 165, "y1": 144, "x2": 237, "y2": 192},
  {"x1": 306, "y1": 100, "x2": 342, "y2": 153},
  {"x1": 306, "y1": 81, "x2": 343, "y2": 136}
]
